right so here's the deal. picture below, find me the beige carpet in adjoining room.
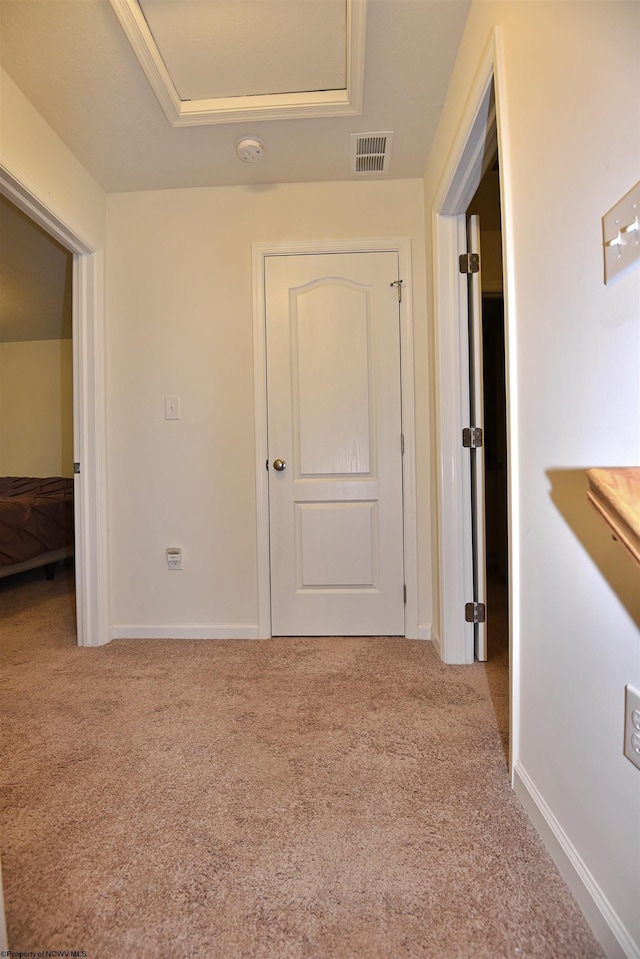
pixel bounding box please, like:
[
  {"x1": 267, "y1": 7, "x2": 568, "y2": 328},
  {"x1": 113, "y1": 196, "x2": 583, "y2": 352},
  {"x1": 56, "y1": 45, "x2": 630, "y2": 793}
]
[{"x1": 0, "y1": 568, "x2": 604, "y2": 959}]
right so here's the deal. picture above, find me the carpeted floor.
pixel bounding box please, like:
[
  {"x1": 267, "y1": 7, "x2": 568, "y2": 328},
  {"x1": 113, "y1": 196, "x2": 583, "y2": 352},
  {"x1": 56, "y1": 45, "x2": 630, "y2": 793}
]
[{"x1": 0, "y1": 565, "x2": 604, "y2": 959}]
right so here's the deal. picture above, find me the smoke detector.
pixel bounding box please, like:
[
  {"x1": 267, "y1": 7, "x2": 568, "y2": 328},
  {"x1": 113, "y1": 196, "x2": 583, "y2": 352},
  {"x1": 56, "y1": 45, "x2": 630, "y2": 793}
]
[
  {"x1": 350, "y1": 132, "x2": 393, "y2": 175},
  {"x1": 236, "y1": 137, "x2": 265, "y2": 162}
]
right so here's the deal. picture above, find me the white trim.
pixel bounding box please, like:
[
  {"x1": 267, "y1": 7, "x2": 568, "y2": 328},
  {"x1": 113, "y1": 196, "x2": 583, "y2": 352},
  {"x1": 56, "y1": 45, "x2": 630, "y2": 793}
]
[
  {"x1": 73, "y1": 251, "x2": 110, "y2": 646},
  {"x1": 416, "y1": 624, "x2": 433, "y2": 641},
  {"x1": 0, "y1": 151, "x2": 99, "y2": 254},
  {"x1": 0, "y1": 154, "x2": 110, "y2": 647},
  {"x1": 432, "y1": 38, "x2": 498, "y2": 666},
  {"x1": 109, "y1": 0, "x2": 366, "y2": 127},
  {"x1": 252, "y1": 246, "x2": 273, "y2": 639},
  {"x1": 252, "y1": 237, "x2": 419, "y2": 639},
  {"x1": 432, "y1": 211, "x2": 474, "y2": 664},
  {"x1": 110, "y1": 625, "x2": 262, "y2": 640},
  {"x1": 398, "y1": 244, "x2": 419, "y2": 641},
  {"x1": 514, "y1": 763, "x2": 639, "y2": 959}
]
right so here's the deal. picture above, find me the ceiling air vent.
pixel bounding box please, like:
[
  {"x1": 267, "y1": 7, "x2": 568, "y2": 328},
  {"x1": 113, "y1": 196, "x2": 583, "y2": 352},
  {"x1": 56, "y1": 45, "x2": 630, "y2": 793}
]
[{"x1": 351, "y1": 132, "x2": 393, "y2": 175}]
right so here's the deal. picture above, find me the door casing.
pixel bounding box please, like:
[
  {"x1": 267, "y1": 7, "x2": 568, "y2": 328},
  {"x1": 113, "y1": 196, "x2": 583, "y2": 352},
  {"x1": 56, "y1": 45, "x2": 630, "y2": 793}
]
[
  {"x1": 0, "y1": 157, "x2": 109, "y2": 647},
  {"x1": 253, "y1": 238, "x2": 418, "y2": 639}
]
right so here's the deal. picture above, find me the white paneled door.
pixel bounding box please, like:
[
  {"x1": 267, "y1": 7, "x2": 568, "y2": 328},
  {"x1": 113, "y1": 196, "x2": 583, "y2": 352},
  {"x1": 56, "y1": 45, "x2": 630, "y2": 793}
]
[{"x1": 265, "y1": 252, "x2": 405, "y2": 636}]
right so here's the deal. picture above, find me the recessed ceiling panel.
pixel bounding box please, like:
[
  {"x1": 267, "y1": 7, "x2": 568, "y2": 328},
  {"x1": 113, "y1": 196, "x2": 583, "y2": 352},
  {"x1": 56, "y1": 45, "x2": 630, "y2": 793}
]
[
  {"x1": 138, "y1": 0, "x2": 347, "y2": 100},
  {"x1": 109, "y1": 0, "x2": 366, "y2": 126},
  {"x1": 0, "y1": 0, "x2": 472, "y2": 190}
]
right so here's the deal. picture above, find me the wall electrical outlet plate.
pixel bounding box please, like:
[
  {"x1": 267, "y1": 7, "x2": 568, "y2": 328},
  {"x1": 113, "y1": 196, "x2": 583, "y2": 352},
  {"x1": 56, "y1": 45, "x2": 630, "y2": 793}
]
[
  {"x1": 623, "y1": 685, "x2": 640, "y2": 772},
  {"x1": 165, "y1": 396, "x2": 180, "y2": 420}
]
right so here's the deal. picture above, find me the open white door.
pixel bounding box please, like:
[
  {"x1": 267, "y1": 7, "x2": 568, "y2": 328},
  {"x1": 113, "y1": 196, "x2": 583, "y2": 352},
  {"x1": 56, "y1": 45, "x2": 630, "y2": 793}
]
[
  {"x1": 466, "y1": 215, "x2": 487, "y2": 661},
  {"x1": 265, "y1": 251, "x2": 405, "y2": 636}
]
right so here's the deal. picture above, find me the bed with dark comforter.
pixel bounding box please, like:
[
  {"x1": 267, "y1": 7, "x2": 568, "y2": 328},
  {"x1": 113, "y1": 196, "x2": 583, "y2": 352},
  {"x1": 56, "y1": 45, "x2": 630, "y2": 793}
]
[{"x1": 0, "y1": 477, "x2": 74, "y2": 578}]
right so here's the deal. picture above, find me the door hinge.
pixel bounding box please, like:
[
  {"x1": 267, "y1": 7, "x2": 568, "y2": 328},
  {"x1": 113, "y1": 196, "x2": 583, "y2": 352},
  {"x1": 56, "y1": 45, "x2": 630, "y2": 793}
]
[
  {"x1": 465, "y1": 602, "x2": 486, "y2": 623},
  {"x1": 403, "y1": 584, "x2": 407, "y2": 604},
  {"x1": 462, "y1": 427, "x2": 483, "y2": 449},
  {"x1": 74, "y1": 462, "x2": 80, "y2": 474},
  {"x1": 459, "y1": 252, "x2": 480, "y2": 274},
  {"x1": 401, "y1": 433, "x2": 405, "y2": 455},
  {"x1": 390, "y1": 279, "x2": 403, "y2": 303}
]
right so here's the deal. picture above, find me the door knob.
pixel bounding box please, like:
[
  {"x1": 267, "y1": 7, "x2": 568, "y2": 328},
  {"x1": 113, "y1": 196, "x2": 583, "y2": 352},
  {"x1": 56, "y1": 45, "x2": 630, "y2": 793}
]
[{"x1": 273, "y1": 458, "x2": 286, "y2": 472}]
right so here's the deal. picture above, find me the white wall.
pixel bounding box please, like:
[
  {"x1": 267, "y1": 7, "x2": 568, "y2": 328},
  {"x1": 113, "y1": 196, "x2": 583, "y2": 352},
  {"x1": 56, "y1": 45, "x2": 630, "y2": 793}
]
[
  {"x1": 106, "y1": 179, "x2": 430, "y2": 634},
  {"x1": 0, "y1": 67, "x2": 106, "y2": 250},
  {"x1": 424, "y1": 2, "x2": 639, "y2": 956},
  {"x1": 0, "y1": 339, "x2": 73, "y2": 476}
]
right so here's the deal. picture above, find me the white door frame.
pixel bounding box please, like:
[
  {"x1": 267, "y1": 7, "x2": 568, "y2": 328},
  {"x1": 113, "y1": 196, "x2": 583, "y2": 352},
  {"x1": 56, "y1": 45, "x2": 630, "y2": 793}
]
[
  {"x1": 253, "y1": 238, "x2": 419, "y2": 639},
  {"x1": 0, "y1": 158, "x2": 110, "y2": 647},
  {"x1": 431, "y1": 27, "x2": 519, "y2": 765}
]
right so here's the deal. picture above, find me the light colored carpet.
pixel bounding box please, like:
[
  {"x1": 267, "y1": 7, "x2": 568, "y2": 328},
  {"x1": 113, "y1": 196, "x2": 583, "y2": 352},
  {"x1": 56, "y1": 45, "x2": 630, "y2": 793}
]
[{"x1": 0, "y1": 567, "x2": 604, "y2": 959}]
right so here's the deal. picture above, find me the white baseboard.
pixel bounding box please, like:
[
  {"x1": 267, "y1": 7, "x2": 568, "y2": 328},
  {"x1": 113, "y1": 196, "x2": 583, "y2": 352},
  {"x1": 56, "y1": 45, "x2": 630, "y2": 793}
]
[
  {"x1": 112, "y1": 625, "x2": 434, "y2": 642},
  {"x1": 513, "y1": 761, "x2": 639, "y2": 959},
  {"x1": 110, "y1": 624, "x2": 262, "y2": 640}
]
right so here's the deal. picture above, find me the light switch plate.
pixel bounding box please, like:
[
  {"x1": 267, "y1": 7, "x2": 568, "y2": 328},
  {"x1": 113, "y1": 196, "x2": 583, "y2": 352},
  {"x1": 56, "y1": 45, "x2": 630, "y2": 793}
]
[
  {"x1": 165, "y1": 396, "x2": 180, "y2": 420},
  {"x1": 624, "y1": 685, "x2": 640, "y2": 772},
  {"x1": 603, "y1": 181, "x2": 640, "y2": 284}
]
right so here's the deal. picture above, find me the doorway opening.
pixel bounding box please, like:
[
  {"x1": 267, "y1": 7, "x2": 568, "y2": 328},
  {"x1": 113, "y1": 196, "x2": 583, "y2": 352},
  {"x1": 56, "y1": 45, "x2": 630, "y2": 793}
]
[
  {"x1": 432, "y1": 36, "x2": 518, "y2": 772},
  {"x1": 0, "y1": 195, "x2": 76, "y2": 619},
  {"x1": 253, "y1": 238, "x2": 419, "y2": 640},
  {"x1": 0, "y1": 161, "x2": 109, "y2": 647}
]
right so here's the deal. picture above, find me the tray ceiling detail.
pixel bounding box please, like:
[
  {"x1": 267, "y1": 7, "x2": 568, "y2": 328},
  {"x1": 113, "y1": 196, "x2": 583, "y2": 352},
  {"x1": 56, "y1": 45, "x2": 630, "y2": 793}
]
[{"x1": 108, "y1": 0, "x2": 367, "y2": 127}]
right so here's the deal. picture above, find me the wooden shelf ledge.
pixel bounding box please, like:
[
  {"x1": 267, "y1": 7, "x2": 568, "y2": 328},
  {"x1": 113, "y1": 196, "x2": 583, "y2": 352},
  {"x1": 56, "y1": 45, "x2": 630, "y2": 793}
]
[{"x1": 586, "y1": 467, "x2": 640, "y2": 568}]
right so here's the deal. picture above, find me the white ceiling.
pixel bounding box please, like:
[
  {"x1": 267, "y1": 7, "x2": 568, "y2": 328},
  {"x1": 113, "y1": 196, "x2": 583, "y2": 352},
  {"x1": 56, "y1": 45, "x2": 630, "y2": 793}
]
[
  {"x1": 0, "y1": 0, "x2": 472, "y2": 194},
  {"x1": 0, "y1": 0, "x2": 471, "y2": 341}
]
